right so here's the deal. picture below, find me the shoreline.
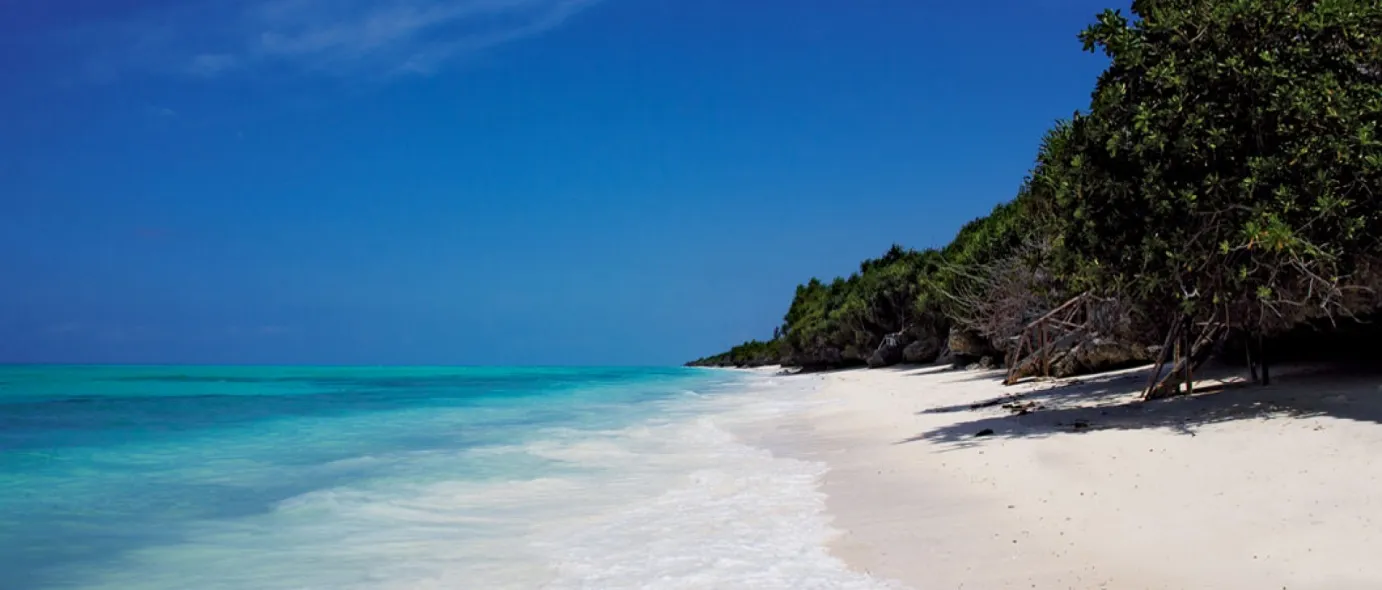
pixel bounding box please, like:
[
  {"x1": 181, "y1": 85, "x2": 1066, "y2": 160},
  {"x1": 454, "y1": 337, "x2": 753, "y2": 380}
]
[{"x1": 755, "y1": 363, "x2": 1382, "y2": 589}]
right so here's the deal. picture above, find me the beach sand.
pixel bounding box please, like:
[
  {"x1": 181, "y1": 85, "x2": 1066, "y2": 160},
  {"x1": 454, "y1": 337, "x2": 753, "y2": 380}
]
[{"x1": 753, "y1": 363, "x2": 1382, "y2": 589}]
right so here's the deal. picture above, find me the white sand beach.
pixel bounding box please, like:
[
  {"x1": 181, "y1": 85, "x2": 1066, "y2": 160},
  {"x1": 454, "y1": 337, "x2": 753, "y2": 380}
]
[{"x1": 755, "y1": 363, "x2": 1382, "y2": 589}]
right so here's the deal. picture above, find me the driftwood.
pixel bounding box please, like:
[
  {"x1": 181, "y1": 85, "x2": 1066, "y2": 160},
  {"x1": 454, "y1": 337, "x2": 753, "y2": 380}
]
[
  {"x1": 1004, "y1": 292, "x2": 1119, "y2": 385},
  {"x1": 1144, "y1": 316, "x2": 1226, "y2": 400},
  {"x1": 1006, "y1": 330, "x2": 1086, "y2": 384}
]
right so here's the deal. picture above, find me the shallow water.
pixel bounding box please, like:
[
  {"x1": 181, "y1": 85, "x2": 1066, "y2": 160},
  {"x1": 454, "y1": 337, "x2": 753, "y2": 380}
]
[{"x1": 0, "y1": 366, "x2": 889, "y2": 589}]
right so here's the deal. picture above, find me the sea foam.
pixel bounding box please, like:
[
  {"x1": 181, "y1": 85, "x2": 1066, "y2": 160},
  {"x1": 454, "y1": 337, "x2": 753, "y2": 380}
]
[{"x1": 3, "y1": 367, "x2": 892, "y2": 589}]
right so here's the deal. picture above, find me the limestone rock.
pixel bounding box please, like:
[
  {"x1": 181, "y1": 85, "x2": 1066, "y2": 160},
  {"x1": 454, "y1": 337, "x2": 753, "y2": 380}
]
[
  {"x1": 902, "y1": 334, "x2": 943, "y2": 364},
  {"x1": 1052, "y1": 338, "x2": 1154, "y2": 377},
  {"x1": 867, "y1": 332, "x2": 909, "y2": 368},
  {"x1": 948, "y1": 328, "x2": 998, "y2": 362}
]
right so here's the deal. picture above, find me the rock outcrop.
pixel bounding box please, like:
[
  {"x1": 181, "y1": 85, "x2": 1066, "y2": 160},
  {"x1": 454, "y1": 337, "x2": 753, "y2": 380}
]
[
  {"x1": 1005, "y1": 333, "x2": 1158, "y2": 380},
  {"x1": 867, "y1": 332, "x2": 908, "y2": 368},
  {"x1": 1049, "y1": 337, "x2": 1155, "y2": 378},
  {"x1": 902, "y1": 335, "x2": 942, "y2": 364},
  {"x1": 947, "y1": 328, "x2": 999, "y2": 363},
  {"x1": 865, "y1": 326, "x2": 947, "y2": 368},
  {"x1": 782, "y1": 346, "x2": 848, "y2": 371}
]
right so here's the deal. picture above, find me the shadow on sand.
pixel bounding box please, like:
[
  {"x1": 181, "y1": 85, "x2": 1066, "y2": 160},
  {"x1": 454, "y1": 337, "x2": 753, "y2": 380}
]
[{"x1": 900, "y1": 362, "x2": 1382, "y2": 449}]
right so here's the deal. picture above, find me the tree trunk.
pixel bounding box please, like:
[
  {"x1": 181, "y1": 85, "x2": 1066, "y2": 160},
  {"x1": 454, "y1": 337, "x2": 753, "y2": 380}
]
[
  {"x1": 1146, "y1": 319, "x2": 1223, "y2": 400},
  {"x1": 1144, "y1": 318, "x2": 1183, "y2": 398},
  {"x1": 1247, "y1": 339, "x2": 1259, "y2": 384},
  {"x1": 1185, "y1": 325, "x2": 1194, "y2": 396}
]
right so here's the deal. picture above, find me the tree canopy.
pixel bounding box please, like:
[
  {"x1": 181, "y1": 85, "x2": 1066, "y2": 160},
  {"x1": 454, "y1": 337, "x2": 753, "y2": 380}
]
[
  {"x1": 1049, "y1": 0, "x2": 1382, "y2": 335},
  {"x1": 691, "y1": 0, "x2": 1382, "y2": 373}
]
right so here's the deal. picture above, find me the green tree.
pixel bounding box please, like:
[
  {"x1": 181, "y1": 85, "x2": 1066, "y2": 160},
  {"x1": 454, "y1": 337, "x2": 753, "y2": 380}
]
[
  {"x1": 690, "y1": 0, "x2": 1382, "y2": 379},
  {"x1": 1047, "y1": 0, "x2": 1382, "y2": 338}
]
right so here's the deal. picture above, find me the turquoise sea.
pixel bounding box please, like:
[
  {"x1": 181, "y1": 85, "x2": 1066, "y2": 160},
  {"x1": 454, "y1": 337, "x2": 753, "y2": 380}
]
[{"x1": 0, "y1": 366, "x2": 887, "y2": 590}]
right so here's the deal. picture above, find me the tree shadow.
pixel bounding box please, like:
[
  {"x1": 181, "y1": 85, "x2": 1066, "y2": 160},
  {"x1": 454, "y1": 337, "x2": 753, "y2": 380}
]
[
  {"x1": 918, "y1": 365, "x2": 1151, "y2": 415},
  {"x1": 878, "y1": 364, "x2": 957, "y2": 376},
  {"x1": 900, "y1": 363, "x2": 1382, "y2": 451},
  {"x1": 927, "y1": 368, "x2": 1024, "y2": 384}
]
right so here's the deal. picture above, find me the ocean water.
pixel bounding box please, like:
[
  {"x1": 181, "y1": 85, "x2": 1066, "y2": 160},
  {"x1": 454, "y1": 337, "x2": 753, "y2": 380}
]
[{"x1": 0, "y1": 366, "x2": 890, "y2": 590}]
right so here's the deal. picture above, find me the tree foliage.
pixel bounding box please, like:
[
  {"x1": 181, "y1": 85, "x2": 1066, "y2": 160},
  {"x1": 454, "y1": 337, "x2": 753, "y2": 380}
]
[
  {"x1": 1049, "y1": 0, "x2": 1382, "y2": 334},
  {"x1": 691, "y1": 0, "x2": 1382, "y2": 371},
  {"x1": 777, "y1": 246, "x2": 944, "y2": 368},
  {"x1": 686, "y1": 339, "x2": 782, "y2": 368}
]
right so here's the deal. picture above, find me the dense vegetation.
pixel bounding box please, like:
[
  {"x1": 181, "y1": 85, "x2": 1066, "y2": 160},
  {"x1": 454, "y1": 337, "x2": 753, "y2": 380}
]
[
  {"x1": 691, "y1": 0, "x2": 1382, "y2": 378},
  {"x1": 687, "y1": 339, "x2": 782, "y2": 368}
]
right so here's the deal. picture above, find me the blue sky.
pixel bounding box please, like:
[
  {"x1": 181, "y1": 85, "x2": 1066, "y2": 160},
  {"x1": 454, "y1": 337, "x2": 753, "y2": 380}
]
[{"x1": 0, "y1": 0, "x2": 1127, "y2": 366}]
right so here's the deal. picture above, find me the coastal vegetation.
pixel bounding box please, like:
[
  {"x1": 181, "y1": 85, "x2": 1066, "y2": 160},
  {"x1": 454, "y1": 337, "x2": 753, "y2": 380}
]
[
  {"x1": 688, "y1": 339, "x2": 782, "y2": 368},
  {"x1": 690, "y1": 0, "x2": 1382, "y2": 390}
]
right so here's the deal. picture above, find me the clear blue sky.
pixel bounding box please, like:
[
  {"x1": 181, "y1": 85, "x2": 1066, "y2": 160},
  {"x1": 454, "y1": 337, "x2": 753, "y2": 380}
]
[{"x1": 1, "y1": 0, "x2": 1127, "y2": 366}]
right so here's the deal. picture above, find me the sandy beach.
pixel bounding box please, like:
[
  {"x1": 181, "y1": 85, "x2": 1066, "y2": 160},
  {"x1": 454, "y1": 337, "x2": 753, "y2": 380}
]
[{"x1": 753, "y1": 363, "x2": 1382, "y2": 589}]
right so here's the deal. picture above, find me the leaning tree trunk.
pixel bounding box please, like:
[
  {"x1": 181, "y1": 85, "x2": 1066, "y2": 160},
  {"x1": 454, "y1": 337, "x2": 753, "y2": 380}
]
[
  {"x1": 1144, "y1": 315, "x2": 1225, "y2": 400},
  {"x1": 1143, "y1": 317, "x2": 1184, "y2": 399}
]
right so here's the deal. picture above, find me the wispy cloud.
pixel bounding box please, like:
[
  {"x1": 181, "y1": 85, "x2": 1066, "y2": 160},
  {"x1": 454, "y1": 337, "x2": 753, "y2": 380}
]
[{"x1": 53, "y1": 0, "x2": 601, "y2": 80}]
